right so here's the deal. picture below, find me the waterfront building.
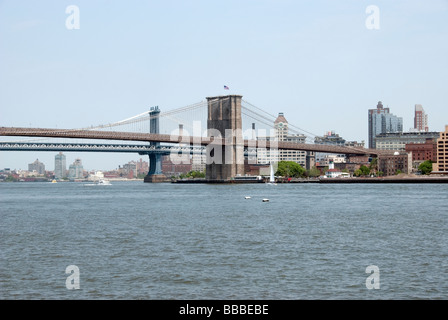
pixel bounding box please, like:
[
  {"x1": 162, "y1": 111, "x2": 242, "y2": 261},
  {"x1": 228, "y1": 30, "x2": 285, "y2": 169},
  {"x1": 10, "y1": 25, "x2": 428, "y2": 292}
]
[
  {"x1": 378, "y1": 151, "x2": 412, "y2": 176},
  {"x1": 275, "y1": 113, "x2": 308, "y2": 167},
  {"x1": 28, "y1": 159, "x2": 45, "y2": 175},
  {"x1": 314, "y1": 131, "x2": 346, "y2": 163},
  {"x1": 68, "y1": 158, "x2": 84, "y2": 180},
  {"x1": 432, "y1": 125, "x2": 448, "y2": 174},
  {"x1": 368, "y1": 101, "x2": 403, "y2": 149},
  {"x1": 375, "y1": 131, "x2": 440, "y2": 151},
  {"x1": 405, "y1": 138, "x2": 437, "y2": 172},
  {"x1": 324, "y1": 159, "x2": 348, "y2": 178},
  {"x1": 118, "y1": 161, "x2": 138, "y2": 178},
  {"x1": 191, "y1": 154, "x2": 206, "y2": 172},
  {"x1": 257, "y1": 113, "x2": 310, "y2": 168},
  {"x1": 162, "y1": 155, "x2": 192, "y2": 177},
  {"x1": 54, "y1": 152, "x2": 67, "y2": 179},
  {"x1": 319, "y1": 155, "x2": 346, "y2": 167},
  {"x1": 414, "y1": 104, "x2": 429, "y2": 132},
  {"x1": 136, "y1": 158, "x2": 149, "y2": 175}
]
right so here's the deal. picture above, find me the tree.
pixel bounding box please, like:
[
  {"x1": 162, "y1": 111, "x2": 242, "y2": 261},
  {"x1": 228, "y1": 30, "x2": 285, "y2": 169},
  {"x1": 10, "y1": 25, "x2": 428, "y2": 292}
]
[
  {"x1": 359, "y1": 165, "x2": 371, "y2": 176},
  {"x1": 369, "y1": 158, "x2": 378, "y2": 174},
  {"x1": 275, "y1": 161, "x2": 305, "y2": 178},
  {"x1": 180, "y1": 170, "x2": 206, "y2": 179},
  {"x1": 418, "y1": 160, "x2": 433, "y2": 175},
  {"x1": 354, "y1": 169, "x2": 362, "y2": 177},
  {"x1": 308, "y1": 166, "x2": 321, "y2": 178}
]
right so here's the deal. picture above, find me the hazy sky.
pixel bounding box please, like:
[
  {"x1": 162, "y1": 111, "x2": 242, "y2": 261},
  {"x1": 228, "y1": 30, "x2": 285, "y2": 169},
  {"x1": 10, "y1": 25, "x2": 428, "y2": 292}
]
[{"x1": 1, "y1": 0, "x2": 447, "y2": 171}]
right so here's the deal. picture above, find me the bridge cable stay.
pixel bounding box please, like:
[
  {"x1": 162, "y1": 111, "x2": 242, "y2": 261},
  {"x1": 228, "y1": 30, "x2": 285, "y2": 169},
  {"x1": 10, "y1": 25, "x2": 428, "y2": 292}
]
[
  {"x1": 79, "y1": 100, "x2": 207, "y2": 132},
  {"x1": 241, "y1": 99, "x2": 321, "y2": 142},
  {"x1": 241, "y1": 100, "x2": 371, "y2": 154},
  {"x1": 0, "y1": 101, "x2": 202, "y2": 145}
]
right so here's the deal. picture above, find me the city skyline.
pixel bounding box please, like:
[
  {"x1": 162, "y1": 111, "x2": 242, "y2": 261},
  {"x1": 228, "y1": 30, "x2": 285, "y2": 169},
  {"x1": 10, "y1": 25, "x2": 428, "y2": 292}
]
[{"x1": 1, "y1": 0, "x2": 447, "y2": 170}]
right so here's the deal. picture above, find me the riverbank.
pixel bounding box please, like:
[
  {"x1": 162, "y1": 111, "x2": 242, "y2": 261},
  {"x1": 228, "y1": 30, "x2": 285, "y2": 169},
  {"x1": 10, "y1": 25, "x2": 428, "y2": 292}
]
[
  {"x1": 316, "y1": 177, "x2": 448, "y2": 183},
  {"x1": 173, "y1": 175, "x2": 448, "y2": 184}
]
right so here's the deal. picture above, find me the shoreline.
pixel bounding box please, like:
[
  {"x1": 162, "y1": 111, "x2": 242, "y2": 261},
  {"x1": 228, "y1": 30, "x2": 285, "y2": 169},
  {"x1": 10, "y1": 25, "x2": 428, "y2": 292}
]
[{"x1": 173, "y1": 176, "x2": 448, "y2": 184}]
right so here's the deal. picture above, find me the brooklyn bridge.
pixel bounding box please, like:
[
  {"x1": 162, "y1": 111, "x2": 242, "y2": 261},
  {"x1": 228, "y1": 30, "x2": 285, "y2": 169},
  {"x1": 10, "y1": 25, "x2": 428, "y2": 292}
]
[{"x1": 0, "y1": 95, "x2": 388, "y2": 182}]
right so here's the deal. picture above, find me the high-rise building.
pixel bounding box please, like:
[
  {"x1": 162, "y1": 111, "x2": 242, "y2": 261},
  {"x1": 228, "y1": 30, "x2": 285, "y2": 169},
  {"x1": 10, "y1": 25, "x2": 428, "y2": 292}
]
[
  {"x1": 368, "y1": 101, "x2": 403, "y2": 149},
  {"x1": 28, "y1": 159, "x2": 45, "y2": 175},
  {"x1": 414, "y1": 104, "x2": 429, "y2": 132},
  {"x1": 68, "y1": 158, "x2": 84, "y2": 179},
  {"x1": 54, "y1": 152, "x2": 67, "y2": 179}
]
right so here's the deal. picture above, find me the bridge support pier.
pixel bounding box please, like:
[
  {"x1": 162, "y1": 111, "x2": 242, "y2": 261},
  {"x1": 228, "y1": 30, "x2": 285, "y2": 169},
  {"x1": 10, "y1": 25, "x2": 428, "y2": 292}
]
[
  {"x1": 143, "y1": 153, "x2": 166, "y2": 182},
  {"x1": 206, "y1": 95, "x2": 244, "y2": 182},
  {"x1": 144, "y1": 106, "x2": 167, "y2": 183}
]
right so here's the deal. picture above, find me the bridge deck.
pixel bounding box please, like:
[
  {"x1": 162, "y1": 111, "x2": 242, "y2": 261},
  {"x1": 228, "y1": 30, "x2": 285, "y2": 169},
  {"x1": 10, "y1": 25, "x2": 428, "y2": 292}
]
[{"x1": 0, "y1": 126, "x2": 385, "y2": 156}]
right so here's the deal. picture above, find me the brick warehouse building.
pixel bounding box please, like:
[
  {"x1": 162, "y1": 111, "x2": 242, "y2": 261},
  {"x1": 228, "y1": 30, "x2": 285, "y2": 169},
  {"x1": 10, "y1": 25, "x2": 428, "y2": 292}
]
[
  {"x1": 405, "y1": 138, "x2": 437, "y2": 172},
  {"x1": 405, "y1": 138, "x2": 437, "y2": 162},
  {"x1": 378, "y1": 152, "x2": 412, "y2": 176}
]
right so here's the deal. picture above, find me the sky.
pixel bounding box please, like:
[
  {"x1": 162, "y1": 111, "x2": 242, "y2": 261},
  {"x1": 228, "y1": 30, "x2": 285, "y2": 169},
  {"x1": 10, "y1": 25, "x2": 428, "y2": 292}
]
[{"x1": 1, "y1": 0, "x2": 447, "y2": 171}]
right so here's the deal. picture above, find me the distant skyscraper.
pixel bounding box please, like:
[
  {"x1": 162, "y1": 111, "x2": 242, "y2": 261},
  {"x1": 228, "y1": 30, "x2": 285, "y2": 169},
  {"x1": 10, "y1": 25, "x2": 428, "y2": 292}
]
[
  {"x1": 414, "y1": 104, "x2": 429, "y2": 132},
  {"x1": 68, "y1": 158, "x2": 84, "y2": 179},
  {"x1": 368, "y1": 101, "x2": 403, "y2": 149},
  {"x1": 28, "y1": 159, "x2": 45, "y2": 175},
  {"x1": 54, "y1": 152, "x2": 67, "y2": 179}
]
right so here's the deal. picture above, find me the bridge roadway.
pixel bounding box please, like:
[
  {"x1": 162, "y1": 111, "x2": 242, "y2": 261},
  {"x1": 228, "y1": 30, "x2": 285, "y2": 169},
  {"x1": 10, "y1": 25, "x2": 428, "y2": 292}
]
[
  {"x1": 0, "y1": 126, "x2": 386, "y2": 156},
  {"x1": 0, "y1": 141, "x2": 260, "y2": 157},
  {"x1": 0, "y1": 141, "x2": 205, "y2": 155}
]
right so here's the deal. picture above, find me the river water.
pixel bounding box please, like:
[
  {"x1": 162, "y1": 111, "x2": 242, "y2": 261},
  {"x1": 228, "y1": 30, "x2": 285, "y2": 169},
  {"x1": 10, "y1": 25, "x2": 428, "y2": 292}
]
[{"x1": 1, "y1": 181, "x2": 447, "y2": 299}]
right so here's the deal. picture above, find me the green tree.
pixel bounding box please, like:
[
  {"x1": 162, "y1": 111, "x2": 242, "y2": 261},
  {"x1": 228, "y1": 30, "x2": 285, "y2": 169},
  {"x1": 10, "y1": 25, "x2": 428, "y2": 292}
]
[
  {"x1": 354, "y1": 169, "x2": 362, "y2": 177},
  {"x1": 275, "y1": 161, "x2": 305, "y2": 178},
  {"x1": 369, "y1": 158, "x2": 378, "y2": 174},
  {"x1": 181, "y1": 170, "x2": 206, "y2": 179},
  {"x1": 418, "y1": 160, "x2": 433, "y2": 175},
  {"x1": 308, "y1": 166, "x2": 321, "y2": 178},
  {"x1": 360, "y1": 165, "x2": 371, "y2": 176}
]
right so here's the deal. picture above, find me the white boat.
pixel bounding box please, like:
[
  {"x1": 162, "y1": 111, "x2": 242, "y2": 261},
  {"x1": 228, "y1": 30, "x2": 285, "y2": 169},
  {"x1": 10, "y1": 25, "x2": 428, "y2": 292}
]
[
  {"x1": 262, "y1": 198, "x2": 269, "y2": 202},
  {"x1": 84, "y1": 178, "x2": 112, "y2": 186},
  {"x1": 266, "y1": 162, "x2": 277, "y2": 185}
]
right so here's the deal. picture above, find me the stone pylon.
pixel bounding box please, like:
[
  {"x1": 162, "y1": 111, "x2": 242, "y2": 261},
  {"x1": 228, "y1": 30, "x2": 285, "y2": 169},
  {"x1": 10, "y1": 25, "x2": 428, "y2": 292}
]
[{"x1": 205, "y1": 95, "x2": 244, "y2": 181}]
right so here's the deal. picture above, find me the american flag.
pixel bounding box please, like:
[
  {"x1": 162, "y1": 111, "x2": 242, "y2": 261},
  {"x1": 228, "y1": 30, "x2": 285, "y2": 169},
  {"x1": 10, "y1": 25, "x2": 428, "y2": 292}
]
[{"x1": 224, "y1": 85, "x2": 229, "y2": 90}]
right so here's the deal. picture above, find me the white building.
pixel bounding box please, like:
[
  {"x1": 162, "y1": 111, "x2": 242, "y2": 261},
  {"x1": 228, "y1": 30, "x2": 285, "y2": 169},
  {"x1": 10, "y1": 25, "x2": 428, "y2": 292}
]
[
  {"x1": 324, "y1": 160, "x2": 347, "y2": 178},
  {"x1": 256, "y1": 113, "x2": 307, "y2": 167}
]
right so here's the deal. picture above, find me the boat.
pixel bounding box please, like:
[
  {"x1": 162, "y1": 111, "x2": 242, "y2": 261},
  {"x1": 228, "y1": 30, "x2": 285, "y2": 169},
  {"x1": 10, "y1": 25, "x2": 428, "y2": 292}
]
[
  {"x1": 262, "y1": 198, "x2": 269, "y2": 202},
  {"x1": 51, "y1": 179, "x2": 57, "y2": 183},
  {"x1": 244, "y1": 196, "x2": 251, "y2": 199},
  {"x1": 233, "y1": 175, "x2": 264, "y2": 183},
  {"x1": 84, "y1": 178, "x2": 112, "y2": 186},
  {"x1": 84, "y1": 171, "x2": 112, "y2": 186},
  {"x1": 266, "y1": 162, "x2": 277, "y2": 185}
]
